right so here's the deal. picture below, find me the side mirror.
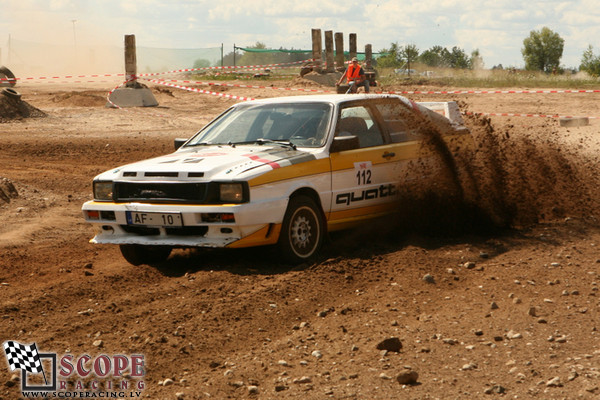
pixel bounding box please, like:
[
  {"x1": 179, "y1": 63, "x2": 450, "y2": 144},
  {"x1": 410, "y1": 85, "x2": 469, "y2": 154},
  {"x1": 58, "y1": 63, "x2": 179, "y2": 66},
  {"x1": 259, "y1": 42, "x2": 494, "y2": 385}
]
[
  {"x1": 174, "y1": 138, "x2": 188, "y2": 150},
  {"x1": 329, "y1": 135, "x2": 360, "y2": 153}
]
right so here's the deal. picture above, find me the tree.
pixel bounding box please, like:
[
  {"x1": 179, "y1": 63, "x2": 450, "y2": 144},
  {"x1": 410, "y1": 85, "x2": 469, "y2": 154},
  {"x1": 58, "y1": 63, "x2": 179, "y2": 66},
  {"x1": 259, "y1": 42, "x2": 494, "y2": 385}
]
[
  {"x1": 522, "y1": 27, "x2": 564, "y2": 73},
  {"x1": 580, "y1": 45, "x2": 600, "y2": 77},
  {"x1": 377, "y1": 42, "x2": 402, "y2": 68},
  {"x1": 419, "y1": 45, "x2": 449, "y2": 67},
  {"x1": 400, "y1": 44, "x2": 419, "y2": 75},
  {"x1": 448, "y1": 46, "x2": 471, "y2": 69}
]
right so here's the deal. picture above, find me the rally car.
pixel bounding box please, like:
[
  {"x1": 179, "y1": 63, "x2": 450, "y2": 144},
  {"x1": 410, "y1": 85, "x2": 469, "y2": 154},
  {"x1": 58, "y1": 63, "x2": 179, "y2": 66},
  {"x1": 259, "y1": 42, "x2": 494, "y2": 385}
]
[{"x1": 82, "y1": 94, "x2": 472, "y2": 266}]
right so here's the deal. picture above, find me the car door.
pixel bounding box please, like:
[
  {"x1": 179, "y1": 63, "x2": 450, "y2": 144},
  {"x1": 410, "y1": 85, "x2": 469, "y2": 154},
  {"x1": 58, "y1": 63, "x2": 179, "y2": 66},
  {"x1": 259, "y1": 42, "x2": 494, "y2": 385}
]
[{"x1": 327, "y1": 102, "x2": 400, "y2": 231}]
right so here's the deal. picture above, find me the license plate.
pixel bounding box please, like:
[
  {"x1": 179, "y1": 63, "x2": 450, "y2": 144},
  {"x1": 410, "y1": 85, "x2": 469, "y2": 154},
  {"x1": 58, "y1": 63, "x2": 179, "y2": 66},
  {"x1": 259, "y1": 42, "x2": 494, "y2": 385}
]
[{"x1": 126, "y1": 211, "x2": 183, "y2": 227}]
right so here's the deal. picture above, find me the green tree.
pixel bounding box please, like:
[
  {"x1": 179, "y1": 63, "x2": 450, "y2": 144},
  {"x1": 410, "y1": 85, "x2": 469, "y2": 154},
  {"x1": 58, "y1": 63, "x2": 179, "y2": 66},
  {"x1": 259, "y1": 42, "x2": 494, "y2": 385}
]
[
  {"x1": 419, "y1": 45, "x2": 447, "y2": 67},
  {"x1": 377, "y1": 42, "x2": 402, "y2": 68},
  {"x1": 522, "y1": 27, "x2": 564, "y2": 72},
  {"x1": 448, "y1": 46, "x2": 471, "y2": 69},
  {"x1": 580, "y1": 45, "x2": 600, "y2": 76},
  {"x1": 400, "y1": 44, "x2": 419, "y2": 74}
]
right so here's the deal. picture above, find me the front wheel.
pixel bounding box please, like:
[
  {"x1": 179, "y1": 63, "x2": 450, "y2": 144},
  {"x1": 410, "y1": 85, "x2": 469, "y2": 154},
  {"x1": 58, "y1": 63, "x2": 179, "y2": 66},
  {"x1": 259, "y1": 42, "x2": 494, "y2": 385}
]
[
  {"x1": 119, "y1": 244, "x2": 172, "y2": 266},
  {"x1": 278, "y1": 195, "x2": 324, "y2": 264}
]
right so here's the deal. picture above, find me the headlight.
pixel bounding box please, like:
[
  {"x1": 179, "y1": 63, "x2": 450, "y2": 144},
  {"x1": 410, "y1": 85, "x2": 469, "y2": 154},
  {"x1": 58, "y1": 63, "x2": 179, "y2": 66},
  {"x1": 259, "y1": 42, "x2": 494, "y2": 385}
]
[
  {"x1": 93, "y1": 181, "x2": 114, "y2": 201},
  {"x1": 219, "y1": 183, "x2": 244, "y2": 203}
]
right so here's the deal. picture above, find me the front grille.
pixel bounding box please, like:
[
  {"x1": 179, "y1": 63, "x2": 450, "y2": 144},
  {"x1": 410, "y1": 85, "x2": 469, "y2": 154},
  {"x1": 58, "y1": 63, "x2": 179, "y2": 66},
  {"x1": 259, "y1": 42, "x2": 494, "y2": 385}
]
[{"x1": 114, "y1": 182, "x2": 207, "y2": 203}]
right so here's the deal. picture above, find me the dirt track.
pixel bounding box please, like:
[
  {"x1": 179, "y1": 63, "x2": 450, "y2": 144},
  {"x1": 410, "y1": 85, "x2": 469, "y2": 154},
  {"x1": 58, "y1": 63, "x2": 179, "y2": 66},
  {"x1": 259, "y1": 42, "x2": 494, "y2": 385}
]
[{"x1": 2, "y1": 79, "x2": 600, "y2": 399}]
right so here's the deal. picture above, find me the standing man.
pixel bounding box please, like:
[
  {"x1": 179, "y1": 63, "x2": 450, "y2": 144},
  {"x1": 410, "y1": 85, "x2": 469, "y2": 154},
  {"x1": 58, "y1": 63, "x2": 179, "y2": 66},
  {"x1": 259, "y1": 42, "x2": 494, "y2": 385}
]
[{"x1": 336, "y1": 57, "x2": 370, "y2": 93}]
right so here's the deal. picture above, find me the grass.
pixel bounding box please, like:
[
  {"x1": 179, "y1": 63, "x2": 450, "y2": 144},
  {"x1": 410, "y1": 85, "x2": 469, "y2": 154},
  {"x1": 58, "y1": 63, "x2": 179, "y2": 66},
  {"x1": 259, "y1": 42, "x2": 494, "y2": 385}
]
[{"x1": 377, "y1": 66, "x2": 600, "y2": 89}]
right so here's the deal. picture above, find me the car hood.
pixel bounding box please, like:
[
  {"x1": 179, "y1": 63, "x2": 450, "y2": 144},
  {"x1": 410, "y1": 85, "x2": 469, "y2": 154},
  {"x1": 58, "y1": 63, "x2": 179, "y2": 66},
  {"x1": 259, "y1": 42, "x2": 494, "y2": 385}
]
[{"x1": 95, "y1": 145, "x2": 318, "y2": 182}]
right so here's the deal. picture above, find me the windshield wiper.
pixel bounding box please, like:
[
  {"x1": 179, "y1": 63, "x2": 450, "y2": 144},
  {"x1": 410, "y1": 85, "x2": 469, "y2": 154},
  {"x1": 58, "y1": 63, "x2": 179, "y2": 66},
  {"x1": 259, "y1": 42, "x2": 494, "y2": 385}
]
[
  {"x1": 186, "y1": 141, "x2": 212, "y2": 147},
  {"x1": 230, "y1": 139, "x2": 297, "y2": 150}
]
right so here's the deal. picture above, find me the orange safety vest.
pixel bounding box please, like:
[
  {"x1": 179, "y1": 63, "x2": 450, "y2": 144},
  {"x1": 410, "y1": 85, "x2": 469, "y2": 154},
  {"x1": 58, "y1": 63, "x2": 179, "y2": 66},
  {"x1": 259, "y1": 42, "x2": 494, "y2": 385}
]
[{"x1": 346, "y1": 65, "x2": 361, "y2": 82}]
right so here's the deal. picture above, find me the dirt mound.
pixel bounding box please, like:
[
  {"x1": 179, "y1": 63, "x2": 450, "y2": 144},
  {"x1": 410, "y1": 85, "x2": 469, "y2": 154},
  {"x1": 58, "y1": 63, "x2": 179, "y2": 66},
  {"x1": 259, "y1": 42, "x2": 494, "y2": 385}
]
[
  {"x1": 0, "y1": 91, "x2": 46, "y2": 121},
  {"x1": 0, "y1": 177, "x2": 18, "y2": 204},
  {"x1": 50, "y1": 91, "x2": 107, "y2": 107}
]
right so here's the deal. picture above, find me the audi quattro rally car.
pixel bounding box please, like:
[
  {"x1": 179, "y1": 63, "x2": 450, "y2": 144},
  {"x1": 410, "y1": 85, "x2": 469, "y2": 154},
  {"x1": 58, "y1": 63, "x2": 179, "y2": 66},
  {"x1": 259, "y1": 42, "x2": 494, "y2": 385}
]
[{"x1": 82, "y1": 94, "x2": 472, "y2": 266}]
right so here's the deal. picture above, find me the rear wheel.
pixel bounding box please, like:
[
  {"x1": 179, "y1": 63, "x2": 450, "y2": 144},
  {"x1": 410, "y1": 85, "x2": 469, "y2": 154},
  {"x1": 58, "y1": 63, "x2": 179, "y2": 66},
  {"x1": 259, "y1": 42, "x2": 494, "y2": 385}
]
[
  {"x1": 119, "y1": 244, "x2": 172, "y2": 266},
  {"x1": 278, "y1": 195, "x2": 324, "y2": 264}
]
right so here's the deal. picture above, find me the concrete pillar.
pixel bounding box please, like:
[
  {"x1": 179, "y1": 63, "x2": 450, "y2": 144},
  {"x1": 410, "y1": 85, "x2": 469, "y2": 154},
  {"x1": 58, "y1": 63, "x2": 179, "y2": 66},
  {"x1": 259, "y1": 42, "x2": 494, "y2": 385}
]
[
  {"x1": 349, "y1": 33, "x2": 357, "y2": 60},
  {"x1": 124, "y1": 34, "x2": 137, "y2": 87},
  {"x1": 324, "y1": 30, "x2": 334, "y2": 73},
  {"x1": 107, "y1": 34, "x2": 158, "y2": 108},
  {"x1": 311, "y1": 29, "x2": 322, "y2": 73},
  {"x1": 335, "y1": 32, "x2": 344, "y2": 71},
  {"x1": 365, "y1": 44, "x2": 373, "y2": 71}
]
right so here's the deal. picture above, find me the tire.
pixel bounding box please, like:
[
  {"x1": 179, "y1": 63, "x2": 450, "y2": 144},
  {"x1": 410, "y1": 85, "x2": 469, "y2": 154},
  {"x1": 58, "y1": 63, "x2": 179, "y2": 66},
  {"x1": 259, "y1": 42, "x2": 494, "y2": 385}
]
[
  {"x1": 2, "y1": 88, "x2": 21, "y2": 100},
  {"x1": 119, "y1": 244, "x2": 172, "y2": 266},
  {"x1": 278, "y1": 195, "x2": 324, "y2": 264},
  {"x1": 0, "y1": 66, "x2": 16, "y2": 87}
]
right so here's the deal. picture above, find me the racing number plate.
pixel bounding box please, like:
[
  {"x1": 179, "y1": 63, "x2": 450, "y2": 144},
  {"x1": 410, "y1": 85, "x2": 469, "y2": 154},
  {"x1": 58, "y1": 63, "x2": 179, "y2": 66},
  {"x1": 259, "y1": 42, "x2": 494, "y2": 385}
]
[{"x1": 126, "y1": 211, "x2": 183, "y2": 227}]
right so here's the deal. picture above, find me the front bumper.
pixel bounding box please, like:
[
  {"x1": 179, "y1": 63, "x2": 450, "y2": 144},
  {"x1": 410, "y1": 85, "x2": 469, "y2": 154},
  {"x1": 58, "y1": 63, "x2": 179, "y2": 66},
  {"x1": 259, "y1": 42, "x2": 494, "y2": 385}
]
[{"x1": 82, "y1": 199, "x2": 287, "y2": 248}]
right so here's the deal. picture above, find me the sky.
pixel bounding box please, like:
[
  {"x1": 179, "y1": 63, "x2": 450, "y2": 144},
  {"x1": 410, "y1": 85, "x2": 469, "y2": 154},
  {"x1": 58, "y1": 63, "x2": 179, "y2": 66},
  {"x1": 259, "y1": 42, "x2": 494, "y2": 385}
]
[{"x1": 1, "y1": 0, "x2": 600, "y2": 72}]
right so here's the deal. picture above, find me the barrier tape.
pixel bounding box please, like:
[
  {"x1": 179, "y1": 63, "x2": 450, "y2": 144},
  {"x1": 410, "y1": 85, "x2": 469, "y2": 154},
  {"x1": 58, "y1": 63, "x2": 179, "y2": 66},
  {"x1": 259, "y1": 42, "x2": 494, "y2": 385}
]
[
  {"x1": 142, "y1": 78, "x2": 255, "y2": 101},
  {"x1": 464, "y1": 111, "x2": 599, "y2": 120},
  {"x1": 1, "y1": 73, "x2": 125, "y2": 84},
  {"x1": 138, "y1": 59, "x2": 314, "y2": 77},
  {"x1": 382, "y1": 88, "x2": 600, "y2": 95},
  {"x1": 145, "y1": 77, "x2": 334, "y2": 94}
]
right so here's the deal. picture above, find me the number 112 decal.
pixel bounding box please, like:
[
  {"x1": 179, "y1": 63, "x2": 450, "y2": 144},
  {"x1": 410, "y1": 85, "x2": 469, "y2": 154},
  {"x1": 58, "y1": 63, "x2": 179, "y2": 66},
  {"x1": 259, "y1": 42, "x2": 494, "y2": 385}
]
[{"x1": 354, "y1": 161, "x2": 373, "y2": 186}]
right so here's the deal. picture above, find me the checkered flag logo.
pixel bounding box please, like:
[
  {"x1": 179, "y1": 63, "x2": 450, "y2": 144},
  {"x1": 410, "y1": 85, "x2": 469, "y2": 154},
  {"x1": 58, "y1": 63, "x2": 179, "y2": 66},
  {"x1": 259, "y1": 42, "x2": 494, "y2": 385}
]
[{"x1": 3, "y1": 341, "x2": 43, "y2": 374}]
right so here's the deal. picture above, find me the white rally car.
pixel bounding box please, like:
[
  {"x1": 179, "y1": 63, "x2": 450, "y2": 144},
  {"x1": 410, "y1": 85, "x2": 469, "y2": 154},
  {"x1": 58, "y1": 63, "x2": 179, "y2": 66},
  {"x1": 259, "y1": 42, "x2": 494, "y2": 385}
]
[{"x1": 82, "y1": 94, "x2": 472, "y2": 266}]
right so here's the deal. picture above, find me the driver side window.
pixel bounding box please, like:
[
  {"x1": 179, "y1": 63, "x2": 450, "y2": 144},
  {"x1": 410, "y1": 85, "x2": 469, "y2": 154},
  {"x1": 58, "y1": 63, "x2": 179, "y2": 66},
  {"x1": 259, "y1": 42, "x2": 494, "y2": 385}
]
[{"x1": 336, "y1": 106, "x2": 384, "y2": 148}]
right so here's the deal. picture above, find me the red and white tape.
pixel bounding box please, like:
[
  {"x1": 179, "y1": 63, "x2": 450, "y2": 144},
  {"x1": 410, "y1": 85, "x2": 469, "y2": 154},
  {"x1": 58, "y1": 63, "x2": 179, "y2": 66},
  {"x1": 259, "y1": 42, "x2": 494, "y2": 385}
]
[
  {"x1": 138, "y1": 59, "x2": 313, "y2": 77},
  {"x1": 382, "y1": 89, "x2": 600, "y2": 95},
  {"x1": 144, "y1": 77, "x2": 334, "y2": 94},
  {"x1": 464, "y1": 111, "x2": 599, "y2": 120},
  {"x1": 142, "y1": 78, "x2": 255, "y2": 101}
]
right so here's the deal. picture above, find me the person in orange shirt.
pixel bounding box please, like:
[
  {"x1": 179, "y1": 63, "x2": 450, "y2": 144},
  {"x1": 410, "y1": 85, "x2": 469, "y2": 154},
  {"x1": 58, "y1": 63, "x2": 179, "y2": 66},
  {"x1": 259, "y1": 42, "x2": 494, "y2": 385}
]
[{"x1": 336, "y1": 57, "x2": 370, "y2": 93}]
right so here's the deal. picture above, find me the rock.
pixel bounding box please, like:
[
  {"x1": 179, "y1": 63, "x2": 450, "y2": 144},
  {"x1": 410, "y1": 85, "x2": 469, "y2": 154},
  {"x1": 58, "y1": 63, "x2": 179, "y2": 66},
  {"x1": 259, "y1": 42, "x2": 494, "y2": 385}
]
[
  {"x1": 278, "y1": 360, "x2": 289, "y2": 367},
  {"x1": 175, "y1": 393, "x2": 185, "y2": 400},
  {"x1": 396, "y1": 370, "x2": 418, "y2": 385},
  {"x1": 490, "y1": 302, "x2": 499, "y2": 310},
  {"x1": 275, "y1": 385, "x2": 288, "y2": 392},
  {"x1": 248, "y1": 385, "x2": 259, "y2": 394},
  {"x1": 423, "y1": 274, "x2": 435, "y2": 283},
  {"x1": 506, "y1": 330, "x2": 522, "y2": 339},
  {"x1": 464, "y1": 261, "x2": 476, "y2": 269},
  {"x1": 484, "y1": 385, "x2": 506, "y2": 394},
  {"x1": 293, "y1": 376, "x2": 312, "y2": 384},
  {"x1": 379, "y1": 373, "x2": 392, "y2": 380},
  {"x1": 528, "y1": 307, "x2": 537, "y2": 317},
  {"x1": 462, "y1": 362, "x2": 477, "y2": 371},
  {"x1": 162, "y1": 378, "x2": 174, "y2": 386},
  {"x1": 376, "y1": 337, "x2": 402, "y2": 352},
  {"x1": 546, "y1": 377, "x2": 562, "y2": 387},
  {"x1": 92, "y1": 339, "x2": 103, "y2": 348},
  {"x1": 311, "y1": 350, "x2": 322, "y2": 359}
]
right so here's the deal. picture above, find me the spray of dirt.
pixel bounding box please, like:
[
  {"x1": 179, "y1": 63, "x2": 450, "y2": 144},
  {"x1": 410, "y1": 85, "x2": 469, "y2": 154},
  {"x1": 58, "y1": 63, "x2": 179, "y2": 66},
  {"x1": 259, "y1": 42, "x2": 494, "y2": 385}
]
[
  {"x1": 358, "y1": 99, "x2": 600, "y2": 244},
  {"x1": 396, "y1": 107, "x2": 600, "y2": 237}
]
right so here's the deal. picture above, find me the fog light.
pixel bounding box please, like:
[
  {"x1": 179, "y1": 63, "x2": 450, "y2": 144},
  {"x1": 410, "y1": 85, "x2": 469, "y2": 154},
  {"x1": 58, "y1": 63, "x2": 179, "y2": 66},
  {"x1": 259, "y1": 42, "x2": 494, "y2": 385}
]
[{"x1": 86, "y1": 210, "x2": 100, "y2": 220}]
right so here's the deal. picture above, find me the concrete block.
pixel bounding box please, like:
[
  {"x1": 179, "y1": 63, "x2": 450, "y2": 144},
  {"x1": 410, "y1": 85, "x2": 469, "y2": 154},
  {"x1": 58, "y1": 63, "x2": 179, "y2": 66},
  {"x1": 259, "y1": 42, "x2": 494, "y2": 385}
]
[{"x1": 107, "y1": 86, "x2": 158, "y2": 108}]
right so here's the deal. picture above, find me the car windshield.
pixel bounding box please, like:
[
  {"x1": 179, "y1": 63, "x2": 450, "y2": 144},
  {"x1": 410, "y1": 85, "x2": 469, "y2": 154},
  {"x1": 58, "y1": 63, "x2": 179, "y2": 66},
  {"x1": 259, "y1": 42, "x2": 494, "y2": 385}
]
[{"x1": 186, "y1": 102, "x2": 333, "y2": 148}]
